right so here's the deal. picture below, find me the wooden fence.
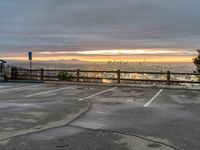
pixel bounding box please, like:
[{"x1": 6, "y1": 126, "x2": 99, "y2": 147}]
[{"x1": 11, "y1": 68, "x2": 200, "y2": 85}]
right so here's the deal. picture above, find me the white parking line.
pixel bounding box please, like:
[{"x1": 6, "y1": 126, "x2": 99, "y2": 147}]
[
  {"x1": 144, "y1": 89, "x2": 163, "y2": 107},
  {"x1": 26, "y1": 86, "x2": 75, "y2": 98},
  {"x1": 78, "y1": 87, "x2": 117, "y2": 101},
  {"x1": 0, "y1": 85, "x2": 41, "y2": 93}
]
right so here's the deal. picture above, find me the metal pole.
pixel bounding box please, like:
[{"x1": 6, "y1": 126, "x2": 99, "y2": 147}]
[
  {"x1": 28, "y1": 52, "x2": 32, "y2": 79},
  {"x1": 30, "y1": 60, "x2": 32, "y2": 79}
]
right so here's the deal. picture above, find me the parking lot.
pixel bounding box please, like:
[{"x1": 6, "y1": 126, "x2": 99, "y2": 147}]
[{"x1": 0, "y1": 82, "x2": 199, "y2": 150}]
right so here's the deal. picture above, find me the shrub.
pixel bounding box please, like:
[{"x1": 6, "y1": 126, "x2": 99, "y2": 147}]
[
  {"x1": 193, "y1": 49, "x2": 200, "y2": 81},
  {"x1": 57, "y1": 72, "x2": 74, "y2": 81}
]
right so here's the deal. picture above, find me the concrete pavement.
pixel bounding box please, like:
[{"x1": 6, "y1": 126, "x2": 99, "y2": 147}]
[{"x1": 0, "y1": 82, "x2": 199, "y2": 150}]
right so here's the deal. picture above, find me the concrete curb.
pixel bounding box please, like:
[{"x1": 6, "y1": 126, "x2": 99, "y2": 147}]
[{"x1": 45, "y1": 81, "x2": 200, "y2": 91}]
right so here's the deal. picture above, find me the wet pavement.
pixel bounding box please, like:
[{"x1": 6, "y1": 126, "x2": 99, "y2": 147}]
[{"x1": 0, "y1": 82, "x2": 199, "y2": 150}]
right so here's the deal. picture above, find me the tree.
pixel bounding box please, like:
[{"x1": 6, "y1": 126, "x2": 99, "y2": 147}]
[{"x1": 193, "y1": 49, "x2": 200, "y2": 81}]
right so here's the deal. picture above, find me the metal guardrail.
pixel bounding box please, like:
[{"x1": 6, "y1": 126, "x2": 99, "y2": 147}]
[{"x1": 13, "y1": 68, "x2": 200, "y2": 85}]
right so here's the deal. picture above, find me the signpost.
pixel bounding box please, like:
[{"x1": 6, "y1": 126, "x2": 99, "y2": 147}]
[{"x1": 28, "y1": 52, "x2": 32, "y2": 79}]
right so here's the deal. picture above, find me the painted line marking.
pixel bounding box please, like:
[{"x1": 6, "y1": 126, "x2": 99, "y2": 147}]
[
  {"x1": 26, "y1": 86, "x2": 75, "y2": 98},
  {"x1": 144, "y1": 89, "x2": 163, "y2": 107},
  {"x1": 78, "y1": 87, "x2": 117, "y2": 101},
  {"x1": 0, "y1": 85, "x2": 41, "y2": 93}
]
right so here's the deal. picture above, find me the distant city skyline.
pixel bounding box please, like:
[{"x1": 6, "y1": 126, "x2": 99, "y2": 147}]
[{"x1": 0, "y1": 0, "x2": 200, "y2": 62}]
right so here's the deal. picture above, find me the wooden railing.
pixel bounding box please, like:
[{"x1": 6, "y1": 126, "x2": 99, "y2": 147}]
[{"x1": 11, "y1": 68, "x2": 200, "y2": 85}]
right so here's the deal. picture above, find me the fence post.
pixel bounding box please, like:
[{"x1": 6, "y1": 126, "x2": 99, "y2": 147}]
[
  {"x1": 117, "y1": 69, "x2": 120, "y2": 83},
  {"x1": 40, "y1": 68, "x2": 44, "y2": 80},
  {"x1": 77, "y1": 69, "x2": 80, "y2": 82},
  {"x1": 11, "y1": 67, "x2": 18, "y2": 80},
  {"x1": 167, "y1": 71, "x2": 171, "y2": 85}
]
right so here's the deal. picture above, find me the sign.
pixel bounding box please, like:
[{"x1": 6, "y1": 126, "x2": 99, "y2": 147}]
[{"x1": 28, "y1": 52, "x2": 32, "y2": 61}]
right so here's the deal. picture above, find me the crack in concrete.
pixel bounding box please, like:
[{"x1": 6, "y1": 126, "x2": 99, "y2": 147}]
[
  {"x1": 0, "y1": 100, "x2": 182, "y2": 150},
  {"x1": 68, "y1": 124, "x2": 182, "y2": 150},
  {"x1": 0, "y1": 101, "x2": 92, "y2": 142}
]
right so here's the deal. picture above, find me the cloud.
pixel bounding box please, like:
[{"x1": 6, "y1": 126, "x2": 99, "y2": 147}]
[
  {"x1": 0, "y1": 0, "x2": 200, "y2": 54},
  {"x1": 35, "y1": 49, "x2": 196, "y2": 56}
]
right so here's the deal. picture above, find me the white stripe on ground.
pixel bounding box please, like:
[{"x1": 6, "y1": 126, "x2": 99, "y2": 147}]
[
  {"x1": 144, "y1": 89, "x2": 163, "y2": 107},
  {"x1": 0, "y1": 85, "x2": 41, "y2": 93},
  {"x1": 26, "y1": 86, "x2": 74, "y2": 98},
  {"x1": 78, "y1": 87, "x2": 117, "y2": 101}
]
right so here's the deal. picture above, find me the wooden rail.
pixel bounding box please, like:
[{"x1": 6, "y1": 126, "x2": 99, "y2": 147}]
[{"x1": 13, "y1": 68, "x2": 200, "y2": 85}]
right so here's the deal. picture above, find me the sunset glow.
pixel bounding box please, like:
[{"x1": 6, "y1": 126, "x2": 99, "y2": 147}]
[
  {"x1": 36, "y1": 49, "x2": 195, "y2": 56},
  {"x1": 2, "y1": 55, "x2": 194, "y2": 63},
  {"x1": 0, "y1": 48, "x2": 196, "y2": 63}
]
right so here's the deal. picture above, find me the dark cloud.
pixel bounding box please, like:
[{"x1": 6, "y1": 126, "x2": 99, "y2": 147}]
[{"x1": 0, "y1": 0, "x2": 200, "y2": 53}]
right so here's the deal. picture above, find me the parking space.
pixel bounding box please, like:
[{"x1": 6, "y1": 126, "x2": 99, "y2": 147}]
[{"x1": 0, "y1": 82, "x2": 199, "y2": 150}]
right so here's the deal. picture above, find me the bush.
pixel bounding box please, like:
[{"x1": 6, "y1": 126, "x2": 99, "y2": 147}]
[
  {"x1": 58, "y1": 72, "x2": 74, "y2": 81},
  {"x1": 193, "y1": 49, "x2": 200, "y2": 81}
]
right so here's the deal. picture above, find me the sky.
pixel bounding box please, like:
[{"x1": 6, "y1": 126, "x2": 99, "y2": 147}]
[{"x1": 0, "y1": 0, "x2": 200, "y2": 62}]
